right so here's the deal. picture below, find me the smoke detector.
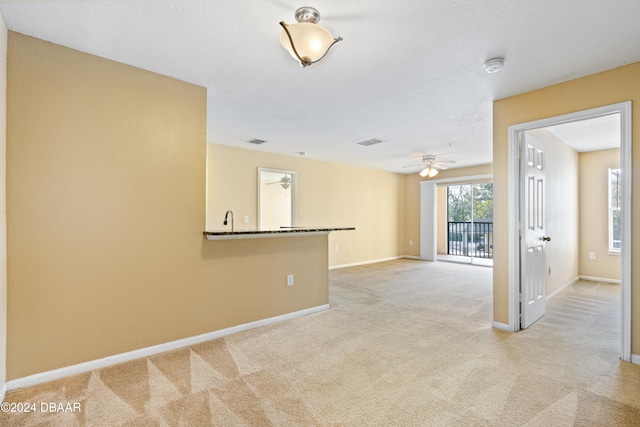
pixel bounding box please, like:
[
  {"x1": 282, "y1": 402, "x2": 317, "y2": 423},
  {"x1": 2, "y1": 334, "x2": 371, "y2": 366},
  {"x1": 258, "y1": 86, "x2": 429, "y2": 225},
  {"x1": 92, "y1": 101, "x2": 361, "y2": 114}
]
[{"x1": 484, "y1": 58, "x2": 504, "y2": 73}]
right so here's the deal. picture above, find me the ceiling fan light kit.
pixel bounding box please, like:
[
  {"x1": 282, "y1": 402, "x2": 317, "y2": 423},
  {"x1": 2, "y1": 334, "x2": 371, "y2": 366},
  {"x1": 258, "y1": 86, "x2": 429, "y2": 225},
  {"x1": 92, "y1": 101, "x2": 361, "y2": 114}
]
[
  {"x1": 420, "y1": 167, "x2": 439, "y2": 178},
  {"x1": 279, "y1": 7, "x2": 342, "y2": 67},
  {"x1": 405, "y1": 154, "x2": 456, "y2": 179},
  {"x1": 267, "y1": 174, "x2": 292, "y2": 189}
]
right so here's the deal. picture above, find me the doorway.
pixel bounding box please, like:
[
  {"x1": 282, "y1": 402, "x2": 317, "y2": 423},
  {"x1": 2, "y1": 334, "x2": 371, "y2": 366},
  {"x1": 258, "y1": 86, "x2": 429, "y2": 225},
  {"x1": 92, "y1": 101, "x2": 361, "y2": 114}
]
[
  {"x1": 419, "y1": 173, "x2": 492, "y2": 262},
  {"x1": 507, "y1": 101, "x2": 632, "y2": 361},
  {"x1": 257, "y1": 167, "x2": 297, "y2": 229},
  {"x1": 438, "y1": 183, "x2": 493, "y2": 267}
]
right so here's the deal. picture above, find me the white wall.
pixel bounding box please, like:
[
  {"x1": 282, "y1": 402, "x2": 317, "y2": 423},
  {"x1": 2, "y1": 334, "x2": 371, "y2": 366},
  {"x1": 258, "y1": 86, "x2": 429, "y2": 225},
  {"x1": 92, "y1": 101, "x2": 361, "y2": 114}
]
[{"x1": 259, "y1": 173, "x2": 292, "y2": 229}]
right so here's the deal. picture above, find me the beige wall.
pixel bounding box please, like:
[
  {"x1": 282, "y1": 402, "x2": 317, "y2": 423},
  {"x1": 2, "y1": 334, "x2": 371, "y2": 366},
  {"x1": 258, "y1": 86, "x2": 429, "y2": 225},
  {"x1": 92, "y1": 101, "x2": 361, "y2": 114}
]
[
  {"x1": 402, "y1": 174, "x2": 421, "y2": 257},
  {"x1": 7, "y1": 33, "x2": 329, "y2": 380},
  {"x1": 493, "y1": 62, "x2": 640, "y2": 354},
  {"x1": 0, "y1": 13, "x2": 7, "y2": 391},
  {"x1": 207, "y1": 144, "x2": 406, "y2": 266},
  {"x1": 579, "y1": 148, "x2": 621, "y2": 280},
  {"x1": 526, "y1": 130, "x2": 580, "y2": 296}
]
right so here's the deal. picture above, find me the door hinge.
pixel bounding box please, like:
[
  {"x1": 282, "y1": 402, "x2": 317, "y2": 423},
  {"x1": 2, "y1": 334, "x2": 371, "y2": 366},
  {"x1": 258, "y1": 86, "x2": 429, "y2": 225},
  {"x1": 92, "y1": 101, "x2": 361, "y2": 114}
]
[{"x1": 519, "y1": 293, "x2": 525, "y2": 303}]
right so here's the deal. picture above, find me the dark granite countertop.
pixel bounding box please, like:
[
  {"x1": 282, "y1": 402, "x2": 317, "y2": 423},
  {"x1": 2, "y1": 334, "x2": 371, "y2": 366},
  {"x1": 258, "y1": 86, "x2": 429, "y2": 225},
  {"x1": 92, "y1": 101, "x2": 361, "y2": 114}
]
[{"x1": 203, "y1": 227, "x2": 356, "y2": 240}]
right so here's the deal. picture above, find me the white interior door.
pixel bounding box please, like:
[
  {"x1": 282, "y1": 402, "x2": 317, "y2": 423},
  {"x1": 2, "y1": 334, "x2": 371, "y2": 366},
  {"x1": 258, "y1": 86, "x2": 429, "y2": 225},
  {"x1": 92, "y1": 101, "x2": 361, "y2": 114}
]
[{"x1": 520, "y1": 134, "x2": 547, "y2": 328}]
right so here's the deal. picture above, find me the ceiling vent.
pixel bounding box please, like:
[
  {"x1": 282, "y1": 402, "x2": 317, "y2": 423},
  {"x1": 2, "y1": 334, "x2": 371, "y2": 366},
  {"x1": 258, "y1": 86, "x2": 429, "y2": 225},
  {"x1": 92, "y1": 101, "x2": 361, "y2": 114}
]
[
  {"x1": 246, "y1": 138, "x2": 267, "y2": 145},
  {"x1": 357, "y1": 138, "x2": 384, "y2": 147}
]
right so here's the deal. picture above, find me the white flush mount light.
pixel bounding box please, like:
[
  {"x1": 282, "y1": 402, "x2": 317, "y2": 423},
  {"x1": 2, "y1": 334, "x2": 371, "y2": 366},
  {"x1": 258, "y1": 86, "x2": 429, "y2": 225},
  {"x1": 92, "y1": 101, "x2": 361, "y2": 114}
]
[
  {"x1": 279, "y1": 7, "x2": 342, "y2": 68},
  {"x1": 484, "y1": 57, "x2": 505, "y2": 73}
]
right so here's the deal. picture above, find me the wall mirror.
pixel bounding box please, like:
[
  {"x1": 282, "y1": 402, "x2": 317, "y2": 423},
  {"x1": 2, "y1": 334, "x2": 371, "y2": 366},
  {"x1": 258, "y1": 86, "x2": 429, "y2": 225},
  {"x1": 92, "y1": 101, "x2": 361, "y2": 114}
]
[{"x1": 258, "y1": 168, "x2": 297, "y2": 229}]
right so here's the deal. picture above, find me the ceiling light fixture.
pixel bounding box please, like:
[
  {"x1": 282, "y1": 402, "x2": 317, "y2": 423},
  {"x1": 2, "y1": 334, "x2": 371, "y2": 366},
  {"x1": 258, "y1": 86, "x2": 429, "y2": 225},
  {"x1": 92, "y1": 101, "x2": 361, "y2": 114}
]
[
  {"x1": 279, "y1": 7, "x2": 342, "y2": 68},
  {"x1": 420, "y1": 167, "x2": 439, "y2": 178},
  {"x1": 413, "y1": 155, "x2": 455, "y2": 178},
  {"x1": 484, "y1": 57, "x2": 505, "y2": 73}
]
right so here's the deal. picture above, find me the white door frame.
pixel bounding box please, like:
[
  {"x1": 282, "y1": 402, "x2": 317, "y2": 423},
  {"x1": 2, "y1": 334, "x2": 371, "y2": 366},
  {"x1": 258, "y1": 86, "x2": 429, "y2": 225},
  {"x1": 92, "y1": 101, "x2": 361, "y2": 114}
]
[{"x1": 507, "y1": 101, "x2": 632, "y2": 362}]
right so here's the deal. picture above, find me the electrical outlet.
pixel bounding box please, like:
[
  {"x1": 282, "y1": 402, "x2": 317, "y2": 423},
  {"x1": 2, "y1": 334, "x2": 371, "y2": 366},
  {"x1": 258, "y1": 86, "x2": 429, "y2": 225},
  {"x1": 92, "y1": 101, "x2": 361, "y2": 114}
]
[
  {"x1": 244, "y1": 215, "x2": 249, "y2": 223},
  {"x1": 287, "y1": 274, "x2": 294, "y2": 286},
  {"x1": 335, "y1": 245, "x2": 339, "y2": 252},
  {"x1": 409, "y1": 240, "x2": 413, "y2": 246},
  {"x1": 589, "y1": 252, "x2": 596, "y2": 260}
]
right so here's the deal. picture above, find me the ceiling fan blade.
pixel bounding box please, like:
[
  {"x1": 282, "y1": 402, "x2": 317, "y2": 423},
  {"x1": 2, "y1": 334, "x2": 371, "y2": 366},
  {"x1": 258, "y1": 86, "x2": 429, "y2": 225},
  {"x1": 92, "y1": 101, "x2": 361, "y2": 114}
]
[{"x1": 432, "y1": 160, "x2": 456, "y2": 165}]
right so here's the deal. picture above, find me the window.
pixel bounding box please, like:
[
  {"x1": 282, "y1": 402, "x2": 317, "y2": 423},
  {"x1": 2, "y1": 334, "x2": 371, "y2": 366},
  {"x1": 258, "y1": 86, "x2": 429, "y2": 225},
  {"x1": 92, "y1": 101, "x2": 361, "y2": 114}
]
[{"x1": 609, "y1": 168, "x2": 621, "y2": 253}]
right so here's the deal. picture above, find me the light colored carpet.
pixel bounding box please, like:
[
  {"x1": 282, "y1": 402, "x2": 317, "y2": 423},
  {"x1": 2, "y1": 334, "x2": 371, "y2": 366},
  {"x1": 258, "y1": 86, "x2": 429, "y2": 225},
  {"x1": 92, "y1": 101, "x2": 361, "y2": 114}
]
[{"x1": 2, "y1": 259, "x2": 639, "y2": 426}]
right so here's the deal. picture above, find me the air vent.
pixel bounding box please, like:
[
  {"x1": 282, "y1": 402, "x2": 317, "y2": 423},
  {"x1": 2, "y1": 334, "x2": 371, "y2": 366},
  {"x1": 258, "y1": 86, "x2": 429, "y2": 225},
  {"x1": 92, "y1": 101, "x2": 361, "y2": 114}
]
[
  {"x1": 357, "y1": 138, "x2": 384, "y2": 147},
  {"x1": 247, "y1": 138, "x2": 267, "y2": 145}
]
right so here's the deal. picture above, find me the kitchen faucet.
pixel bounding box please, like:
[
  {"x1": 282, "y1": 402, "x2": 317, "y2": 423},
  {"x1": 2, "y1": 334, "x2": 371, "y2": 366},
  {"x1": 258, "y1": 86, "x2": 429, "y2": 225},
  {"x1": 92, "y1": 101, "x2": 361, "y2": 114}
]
[{"x1": 223, "y1": 210, "x2": 234, "y2": 231}]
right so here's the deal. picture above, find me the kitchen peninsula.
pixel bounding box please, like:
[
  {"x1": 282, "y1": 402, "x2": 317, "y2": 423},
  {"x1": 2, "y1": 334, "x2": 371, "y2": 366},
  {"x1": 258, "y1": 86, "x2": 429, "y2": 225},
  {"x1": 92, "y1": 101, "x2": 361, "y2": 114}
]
[
  {"x1": 203, "y1": 226, "x2": 355, "y2": 240},
  {"x1": 200, "y1": 226, "x2": 356, "y2": 335}
]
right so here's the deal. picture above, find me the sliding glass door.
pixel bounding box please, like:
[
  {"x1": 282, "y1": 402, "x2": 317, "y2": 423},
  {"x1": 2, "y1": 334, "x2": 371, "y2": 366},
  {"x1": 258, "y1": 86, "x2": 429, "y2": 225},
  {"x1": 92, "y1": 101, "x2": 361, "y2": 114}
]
[{"x1": 446, "y1": 183, "x2": 493, "y2": 261}]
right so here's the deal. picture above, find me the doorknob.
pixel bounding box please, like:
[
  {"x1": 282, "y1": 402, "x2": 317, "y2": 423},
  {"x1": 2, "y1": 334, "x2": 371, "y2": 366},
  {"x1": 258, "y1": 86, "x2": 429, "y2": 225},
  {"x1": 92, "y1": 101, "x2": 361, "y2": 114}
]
[{"x1": 541, "y1": 236, "x2": 551, "y2": 242}]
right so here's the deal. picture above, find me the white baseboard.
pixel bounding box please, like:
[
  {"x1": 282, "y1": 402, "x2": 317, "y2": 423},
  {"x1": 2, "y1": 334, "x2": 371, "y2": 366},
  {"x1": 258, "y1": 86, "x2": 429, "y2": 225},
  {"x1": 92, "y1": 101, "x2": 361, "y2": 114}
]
[
  {"x1": 0, "y1": 382, "x2": 6, "y2": 403},
  {"x1": 631, "y1": 354, "x2": 640, "y2": 365},
  {"x1": 6, "y1": 304, "x2": 330, "y2": 392},
  {"x1": 579, "y1": 275, "x2": 620, "y2": 284},
  {"x1": 547, "y1": 277, "x2": 579, "y2": 301},
  {"x1": 492, "y1": 321, "x2": 513, "y2": 332},
  {"x1": 329, "y1": 256, "x2": 404, "y2": 270},
  {"x1": 329, "y1": 256, "x2": 425, "y2": 270}
]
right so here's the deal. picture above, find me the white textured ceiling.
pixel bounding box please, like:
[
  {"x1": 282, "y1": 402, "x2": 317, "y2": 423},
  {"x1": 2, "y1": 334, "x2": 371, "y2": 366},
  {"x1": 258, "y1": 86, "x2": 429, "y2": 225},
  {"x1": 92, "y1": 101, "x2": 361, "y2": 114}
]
[
  {"x1": 545, "y1": 114, "x2": 621, "y2": 153},
  {"x1": 1, "y1": 0, "x2": 638, "y2": 173}
]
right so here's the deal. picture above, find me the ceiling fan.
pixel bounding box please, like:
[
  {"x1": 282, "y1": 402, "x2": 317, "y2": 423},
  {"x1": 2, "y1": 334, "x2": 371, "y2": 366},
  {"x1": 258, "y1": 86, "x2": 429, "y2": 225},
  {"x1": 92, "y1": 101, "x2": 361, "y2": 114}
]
[
  {"x1": 266, "y1": 174, "x2": 292, "y2": 189},
  {"x1": 403, "y1": 155, "x2": 456, "y2": 178}
]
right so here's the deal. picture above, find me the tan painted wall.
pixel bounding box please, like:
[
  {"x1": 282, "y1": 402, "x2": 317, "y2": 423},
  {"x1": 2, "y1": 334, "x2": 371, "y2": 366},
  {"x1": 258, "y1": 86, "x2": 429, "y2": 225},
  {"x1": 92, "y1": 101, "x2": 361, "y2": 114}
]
[
  {"x1": 526, "y1": 130, "x2": 579, "y2": 296},
  {"x1": 579, "y1": 148, "x2": 621, "y2": 280},
  {"x1": 0, "y1": 13, "x2": 7, "y2": 390},
  {"x1": 493, "y1": 62, "x2": 640, "y2": 353},
  {"x1": 207, "y1": 144, "x2": 405, "y2": 266},
  {"x1": 7, "y1": 33, "x2": 329, "y2": 380},
  {"x1": 402, "y1": 174, "x2": 421, "y2": 257}
]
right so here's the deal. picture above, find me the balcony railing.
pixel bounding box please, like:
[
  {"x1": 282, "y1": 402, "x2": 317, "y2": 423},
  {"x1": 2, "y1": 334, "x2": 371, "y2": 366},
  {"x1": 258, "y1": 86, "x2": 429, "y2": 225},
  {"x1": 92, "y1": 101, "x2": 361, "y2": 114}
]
[{"x1": 447, "y1": 221, "x2": 493, "y2": 259}]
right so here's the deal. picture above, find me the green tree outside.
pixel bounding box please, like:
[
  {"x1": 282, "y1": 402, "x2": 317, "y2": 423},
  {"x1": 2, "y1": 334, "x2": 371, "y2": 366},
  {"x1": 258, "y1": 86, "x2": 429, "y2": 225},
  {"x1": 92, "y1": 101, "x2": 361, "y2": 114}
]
[{"x1": 447, "y1": 183, "x2": 493, "y2": 222}]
